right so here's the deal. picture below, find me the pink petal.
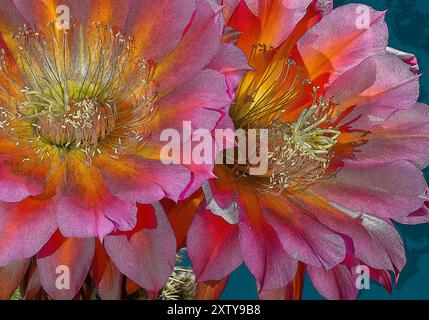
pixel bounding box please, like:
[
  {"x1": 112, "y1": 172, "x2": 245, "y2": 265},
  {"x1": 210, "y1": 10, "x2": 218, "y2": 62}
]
[
  {"x1": 207, "y1": 166, "x2": 237, "y2": 210},
  {"x1": 307, "y1": 265, "x2": 358, "y2": 300},
  {"x1": 56, "y1": 192, "x2": 137, "y2": 241},
  {"x1": 0, "y1": 154, "x2": 45, "y2": 202},
  {"x1": 325, "y1": 56, "x2": 378, "y2": 106},
  {"x1": 0, "y1": 198, "x2": 56, "y2": 267},
  {"x1": 0, "y1": 0, "x2": 27, "y2": 34},
  {"x1": 238, "y1": 204, "x2": 297, "y2": 291},
  {"x1": 0, "y1": 258, "x2": 30, "y2": 299},
  {"x1": 207, "y1": 43, "x2": 250, "y2": 100},
  {"x1": 258, "y1": 264, "x2": 305, "y2": 300},
  {"x1": 293, "y1": 192, "x2": 406, "y2": 273},
  {"x1": 358, "y1": 103, "x2": 429, "y2": 169},
  {"x1": 154, "y1": 69, "x2": 230, "y2": 136},
  {"x1": 98, "y1": 260, "x2": 122, "y2": 300},
  {"x1": 154, "y1": 0, "x2": 223, "y2": 91},
  {"x1": 358, "y1": 215, "x2": 405, "y2": 273},
  {"x1": 396, "y1": 200, "x2": 429, "y2": 225},
  {"x1": 179, "y1": 159, "x2": 216, "y2": 200},
  {"x1": 187, "y1": 202, "x2": 242, "y2": 281},
  {"x1": 297, "y1": 4, "x2": 388, "y2": 83},
  {"x1": 195, "y1": 277, "x2": 229, "y2": 300},
  {"x1": 37, "y1": 238, "x2": 95, "y2": 300},
  {"x1": 104, "y1": 203, "x2": 176, "y2": 292},
  {"x1": 97, "y1": 156, "x2": 191, "y2": 204},
  {"x1": 313, "y1": 0, "x2": 333, "y2": 15},
  {"x1": 369, "y1": 268, "x2": 393, "y2": 293},
  {"x1": 261, "y1": 195, "x2": 346, "y2": 270},
  {"x1": 332, "y1": 55, "x2": 420, "y2": 130},
  {"x1": 310, "y1": 160, "x2": 427, "y2": 221},
  {"x1": 126, "y1": 0, "x2": 197, "y2": 59},
  {"x1": 258, "y1": 0, "x2": 313, "y2": 48},
  {"x1": 345, "y1": 54, "x2": 419, "y2": 112},
  {"x1": 213, "y1": 111, "x2": 236, "y2": 151},
  {"x1": 221, "y1": 0, "x2": 241, "y2": 21},
  {"x1": 23, "y1": 264, "x2": 42, "y2": 299},
  {"x1": 13, "y1": 0, "x2": 83, "y2": 28},
  {"x1": 387, "y1": 47, "x2": 419, "y2": 74},
  {"x1": 55, "y1": 159, "x2": 138, "y2": 240},
  {"x1": 258, "y1": 285, "x2": 293, "y2": 300}
]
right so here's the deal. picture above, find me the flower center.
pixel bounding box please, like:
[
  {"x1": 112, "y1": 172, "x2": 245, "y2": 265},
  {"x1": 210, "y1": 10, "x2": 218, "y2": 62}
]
[
  {"x1": 263, "y1": 99, "x2": 340, "y2": 194},
  {"x1": 36, "y1": 99, "x2": 116, "y2": 148},
  {"x1": 0, "y1": 22, "x2": 157, "y2": 162},
  {"x1": 228, "y1": 46, "x2": 340, "y2": 194}
]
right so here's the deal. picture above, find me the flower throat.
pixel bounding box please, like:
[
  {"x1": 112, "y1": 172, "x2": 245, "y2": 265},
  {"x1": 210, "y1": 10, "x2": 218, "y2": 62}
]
[{"x1": 228, "y1": 44, "x2": 341, "y2": 195}]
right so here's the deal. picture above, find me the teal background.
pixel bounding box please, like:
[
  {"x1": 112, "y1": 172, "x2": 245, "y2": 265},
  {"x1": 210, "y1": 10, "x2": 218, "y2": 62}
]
[{"x1": 221, "y1": 0, "x2": 429, "y2": 300}]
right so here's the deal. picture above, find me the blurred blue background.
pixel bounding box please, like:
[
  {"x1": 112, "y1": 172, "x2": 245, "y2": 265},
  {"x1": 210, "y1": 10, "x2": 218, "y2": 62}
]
[{"x1": 221, "y1": 0, "x2": 429, "y2": 300}]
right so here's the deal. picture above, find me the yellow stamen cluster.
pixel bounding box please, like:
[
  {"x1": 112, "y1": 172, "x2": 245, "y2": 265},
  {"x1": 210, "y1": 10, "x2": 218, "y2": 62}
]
[
  {"x1": 264, "y1": 97, "x2": 340, "y2": 194},
  {"x1": 0, "y1": 22, "x2": 156, "y2": 163},
  {"x1": 228, "y1": 46, "x2": 341, "y2": 195},
  {"x1": 36, "y1": 99, "x2": 116, "y2": 147}
]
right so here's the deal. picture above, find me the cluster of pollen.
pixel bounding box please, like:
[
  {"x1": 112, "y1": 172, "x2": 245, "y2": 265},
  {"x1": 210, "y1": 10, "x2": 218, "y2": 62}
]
[
  {"x1": 0, "y1": 21, "x2": 156, "y2": 164},
  {"x1": 0, "y1": 107, "x2": 13, "y2": 132},
  {"x1": 263, "y1": 97, "x2": 340, "y2": 194},
  {"x1": 228, "y1": 46, "x2": 341, "y2": 195},
  {"x1": 37, "y1": 99, "x2": 116, "y2": 148}
]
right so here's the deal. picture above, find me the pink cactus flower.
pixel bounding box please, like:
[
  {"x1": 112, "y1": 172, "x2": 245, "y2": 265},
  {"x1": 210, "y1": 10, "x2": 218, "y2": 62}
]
[
  {"x1": 0, "y1": 0, "x2": 247, "y2": 299},
  {"x1": 184, "y1": 0, "x2": 429, "y2": 300}
]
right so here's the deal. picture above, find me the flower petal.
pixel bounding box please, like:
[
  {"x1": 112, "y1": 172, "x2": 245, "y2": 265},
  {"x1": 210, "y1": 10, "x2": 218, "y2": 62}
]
[
  {"x1": 0, "y1": 1, "x2": 27, "y2": 35},
  {"x1": 221, "y1": 0, "x2": 241, "y2": 22},
  {"x1": 328, "y1": 55, "x2": 420, "y2": 129},
  {"x1": 297, "y1": 4, "x2": 388, "y2": 84},
  {"x1": 307, "y1": 265, "x2": 358, "y2": 300},
  {"x1": 0, "y1": 258, "x2": 30, "y2": 299},
  {"x1": 387, "y1": 47, "x2": 419, "y2": 74},
  {"x1": 0, "y1": 198, "x2": 56, "y2": 267},
  {"x1": 358, "y1": 214, "x2": 406, "y2": 273},
  {"x1": 126, "y1": 0, "x2": 196, "y2": 59},
  {"x1": 238, "y1": 193, "x2": 297, "y2": 291},
  {"x1": 261, "y1": 194, "x2": 346, "y2": 270},
  {"x1": 55, "y1": 156, "x2": 137, "y2": 240},
  {"x1": 187, "y1": 201, "x2": 242, "y2": 281},
  {"x1": 358, "y1": 103, "x2": 429, "y2": 169},
  {"x1": 37, "y1": 237, "x2": 95, "y2": 300},
  {"x1": 293, "y1": 191, "x2": 406, "y2": 273},
  {"x1": 208, "y1": 165, "x2": 238, "y2": 210},
  {"x1": 22, "y1": 261, "x2": 42, "y2": 299},
  {"x1": 91, "y1": 240, "x2": 122, "y2": 300},
  {"x1": 0, "y1": 154, "x2": 46, "y2": 202},
  {"x1": 98, "y1": 260, "x2": 122, "y2": 300},
  {"x1": 154, "y1": 69, "x2": 230, "y2": 136},
  {"x1": 259, "y1": 263, "x2": 305, "y2": 300},
  {"x1": 207, "y1": 43, "x2": 251, "y2": 100},
  {"x1": 310, "y1": 160, "x2": 428, "y2": 221},
  {"x1": 96, "y1": 155, "x2": 191, "y2": 204},
  {"x1": 257, "y1": 0, "x2": 313, "y2": 48},
  {"x1": 195, "y1": 277, "x2": 229, "y2": 300},
  {"x1": 154, "y1": 0, "x2": 223, "y2": 91},
  {"x1": 395, "y1": 200, "x2": 429, "y2": 225},
  {"x1": 104, "y1": 203, "x2": 176, "y2": 292},
  {"x1": 163, "y1": 192, "x2": 204, "y2": 250}
]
